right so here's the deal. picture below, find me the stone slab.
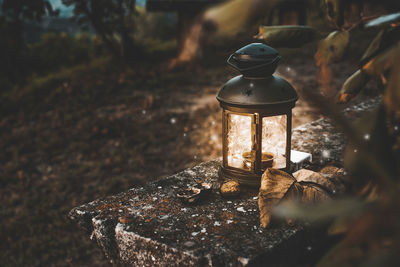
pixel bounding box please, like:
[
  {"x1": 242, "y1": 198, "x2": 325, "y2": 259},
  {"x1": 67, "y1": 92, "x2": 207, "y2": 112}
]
[
  {"x1": 70, "y1": 161, "x2": 302, "y2": 266},
  {"x1": 69, "y1": 97, "x2": 380, "y2": 266}
]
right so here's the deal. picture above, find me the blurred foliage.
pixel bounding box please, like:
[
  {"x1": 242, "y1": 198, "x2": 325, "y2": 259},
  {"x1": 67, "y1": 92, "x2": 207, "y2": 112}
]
[
  {"x1": 275, "y1": 198, "x2": 368, "y2": 223},
  {"x1": 28, "y1": 32, "x2": 95, "y2": 74},
  {"x1": 254, "y1": 1, "x2": 400, "y2": 265},
  {"x1": 0, "y1": 32, "x2": 107, "y2": 93},
  {"x1": 199, "y1": 0, "x2": 400, "y2": 265},
  {"x1": 204, "y1": 0, "x2": 260, "y2": 37},
  {"x1": 0, "y1": 0, "x2": 59, "y2": 92},
  {"x1": 337, "y1": 69, "x2": 370, "y2": 103},
  {"x1": 315, "y1": 30, "x2": 349, "y2": 65},
  {"x1": 133, "y1": 7, "x2": 178, "y2": 57},
  {"x1": 134, "y1": 8, "x2": 177, "y2": 41},
  {"x1": 0, "y1": 0, "x2": 398, "y2": 265},
  {"x1": 255, "y1": 25, "x2": 320, "y2": 48},
  {"x1": 323, "y1": 0, "x2": 344, "y2": 27},
  {"x1": 1, "y1": 0, "x2": 58, "y2": 22},
  {"x1": 6, "y1": 56, "x2": 115, "y2": 112},
  {"x1": 62, "y1": 0, "x2": 139, "y2": 60}
]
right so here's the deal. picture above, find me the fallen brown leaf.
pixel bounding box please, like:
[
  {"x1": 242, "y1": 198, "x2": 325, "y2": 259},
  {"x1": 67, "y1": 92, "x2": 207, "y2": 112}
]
[
  {"x1": 293, "y1": 169, "x2": 336, "y2": 193},
  {"x1": 258, "y1": 168, "x2": 296, "y2": 228}
]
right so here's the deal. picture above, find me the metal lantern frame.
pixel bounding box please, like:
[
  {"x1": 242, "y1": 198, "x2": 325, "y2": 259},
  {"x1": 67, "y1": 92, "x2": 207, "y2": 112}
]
[{"x1": 216, "y1": 43, "x2": 298, "y2": 186}]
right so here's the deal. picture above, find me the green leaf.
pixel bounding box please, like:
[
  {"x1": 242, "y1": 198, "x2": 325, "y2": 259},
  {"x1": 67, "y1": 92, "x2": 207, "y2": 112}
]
[
  {"x1": 255, "y1": 25, "x2": 320, "y2": 48},
  {"x1": 365, "y1": 12, "x2": 400, "y2": 28},
  {"x1": 273, "y1": 198, "x2": 367, "y2": 222},
  {"x1": 336, "y1": 70, "x2": 370, "y2": 103},
  {"x1": 315, "y1": 30, "x2": 349, "y2": 66}
]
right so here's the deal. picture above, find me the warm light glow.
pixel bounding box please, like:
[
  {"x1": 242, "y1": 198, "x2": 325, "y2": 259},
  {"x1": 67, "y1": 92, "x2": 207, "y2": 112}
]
[
  {"x1": 262, "y1": 115, "x2": 286, "y2": 169},
  {"x1": 227, "y1": 114, "x2": 252, "y2": 169},
  {"x1": 226, "y1": 113, "x2": 287, "y2": 170}
]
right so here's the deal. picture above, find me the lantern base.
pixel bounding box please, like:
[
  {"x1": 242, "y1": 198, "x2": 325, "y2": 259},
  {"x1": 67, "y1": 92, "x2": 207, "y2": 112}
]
[{"x1": 218, "y1": 165, "x2": 290, "y2": 187}]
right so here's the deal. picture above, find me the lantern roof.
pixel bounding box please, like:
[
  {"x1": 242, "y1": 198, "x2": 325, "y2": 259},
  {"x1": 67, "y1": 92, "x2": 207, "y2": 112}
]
[
  {"x1": 227, "y1": 43, "x2": 281, "y2": 77},
  {"x1": 217, "y1": 43, "x2": 298, "y2": 111}
]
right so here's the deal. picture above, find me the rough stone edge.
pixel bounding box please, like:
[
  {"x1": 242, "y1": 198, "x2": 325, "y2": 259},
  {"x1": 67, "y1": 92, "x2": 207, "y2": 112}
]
[
  {"x1": 68, "y1": 161, "x2": 220, "y2": 265},
  {"x1": 115, "y1": 223, "x2": 211, "y2": 267},
  {"x1": 92, "y1": 216, "x2": 120, "y2": 265},
  {"x1": 69, "y1": 201, "x2": 100, "y2": 235}
]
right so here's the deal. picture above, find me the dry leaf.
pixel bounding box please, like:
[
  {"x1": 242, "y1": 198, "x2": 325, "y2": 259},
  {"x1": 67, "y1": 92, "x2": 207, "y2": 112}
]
[
  {"x1": 337, "y1": 93, "x2": 355, "y2": 104},
  {"x1": 293, "y1": 169, "x2": 336, "y2": 194},
  {"x1": 358, "y1": 181, "x2": 379, "y2": 201},
  {"x1": 314, "y1": 31, "x2": 349, "y2": 97},
  {"x1": 301, "y1": 183, "x2": 332, "y2": 204},
  {"x1": 255, "y1": 25, "x2": 319, "y2": 48},
  {"x1": 320, "y1": 166, "x2": 348, "y2": 194},
  {"x1": 284, "y1": 182, "x2": 303, "y2": 201},
  {"x1": 258, "y1": 168, "x2": 296, "y2": 228},
  {"x1": 220, "y1": 180, "x2": 241, "y2": 198},
  {"x1": 362, "y1": 43, "x2": 400, "y2": 78},
  {"x1": 336, "y1": 69, "x2": 370, "y2": 104},
  {"x1": 259, "y1": 169, "x2": 334, "y2": 228},
  {"x1": 316, "y1": 63, "x2": 335, "y2": 97},
  {"x1": 360, "y1": 30, "x2": 384, "y2": 65},
  {"x1": 118, "y1": 216, "x2": 130, "y2": 224},
  {"x1": 319, "y1": 166, "x2": 344, "y2": 175},
  {"x1": 315, "y1": 30, "x2": 350, "y2": 66}
]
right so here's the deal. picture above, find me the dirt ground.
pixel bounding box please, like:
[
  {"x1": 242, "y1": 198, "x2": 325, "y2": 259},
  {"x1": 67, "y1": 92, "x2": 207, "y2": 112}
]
[{"x1": 0, "y1": 32, "x2": 379, "y2": 266}]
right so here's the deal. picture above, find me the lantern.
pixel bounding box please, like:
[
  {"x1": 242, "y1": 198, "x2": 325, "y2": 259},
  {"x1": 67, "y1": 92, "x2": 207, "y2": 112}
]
[{"x1": 217, "y1": 43, "x2": 298, "y2": 186}]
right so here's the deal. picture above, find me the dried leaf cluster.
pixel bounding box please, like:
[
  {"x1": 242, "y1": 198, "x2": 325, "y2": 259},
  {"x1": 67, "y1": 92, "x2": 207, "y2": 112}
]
[{"x1": 258, "y1": 168, "x2": 345, "y2": 228}]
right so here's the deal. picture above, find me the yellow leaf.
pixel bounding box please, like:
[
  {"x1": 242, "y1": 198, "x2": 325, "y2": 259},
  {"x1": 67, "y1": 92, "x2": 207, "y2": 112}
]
[
  {"x1": 336, "y1": 69, "x2": 370, "y2": 103},
  {"x1": 255, "y1": 25, "x2": 319, "y2": 48},
  {"x1": 315, "y1": 30, "x2": 350, "y2": 66},
  {"x1": 360, "y1": 30, "x2": 384, "y2": 65},
  {"x1": 362, "y1": 43, "x2": 400, "y2": 78},
  {"x1": 337, "y1": 93, "x2": 355, "y2": 104}
]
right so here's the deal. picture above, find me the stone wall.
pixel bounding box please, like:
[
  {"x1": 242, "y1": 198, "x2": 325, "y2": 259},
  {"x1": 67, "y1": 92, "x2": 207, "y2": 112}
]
[{"x1": 69, "y1": 97, "x2": 380, "y2": 266}]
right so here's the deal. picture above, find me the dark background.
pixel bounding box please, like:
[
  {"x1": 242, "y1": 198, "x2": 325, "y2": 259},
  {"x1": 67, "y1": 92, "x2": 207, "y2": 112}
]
[{"x1": 0, "y1": 0, "x2": 396, "y2": 266}]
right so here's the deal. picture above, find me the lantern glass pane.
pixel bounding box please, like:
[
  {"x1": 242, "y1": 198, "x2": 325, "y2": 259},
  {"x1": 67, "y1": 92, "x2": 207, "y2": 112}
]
[
  {"x1": 262, "y1": 115, "x2": 286, "y2": 169},
  {"x1": 227, "y1": 114, "x2": 252, "y2": 170}
]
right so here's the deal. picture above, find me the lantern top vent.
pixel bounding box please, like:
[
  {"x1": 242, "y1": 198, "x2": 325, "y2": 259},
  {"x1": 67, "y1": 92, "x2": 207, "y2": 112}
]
[
  {"x1": 217, "y1": 43, "x2": 298, "y2": 112},
  {"x1": 227, "y1": 43, "x2": 281, "y2": 77}
]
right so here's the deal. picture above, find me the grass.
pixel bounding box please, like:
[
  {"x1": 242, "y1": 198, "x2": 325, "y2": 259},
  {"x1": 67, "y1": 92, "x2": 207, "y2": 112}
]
[{"x1": 0, "y1": 52, "x2": 231, "y2": 266}]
